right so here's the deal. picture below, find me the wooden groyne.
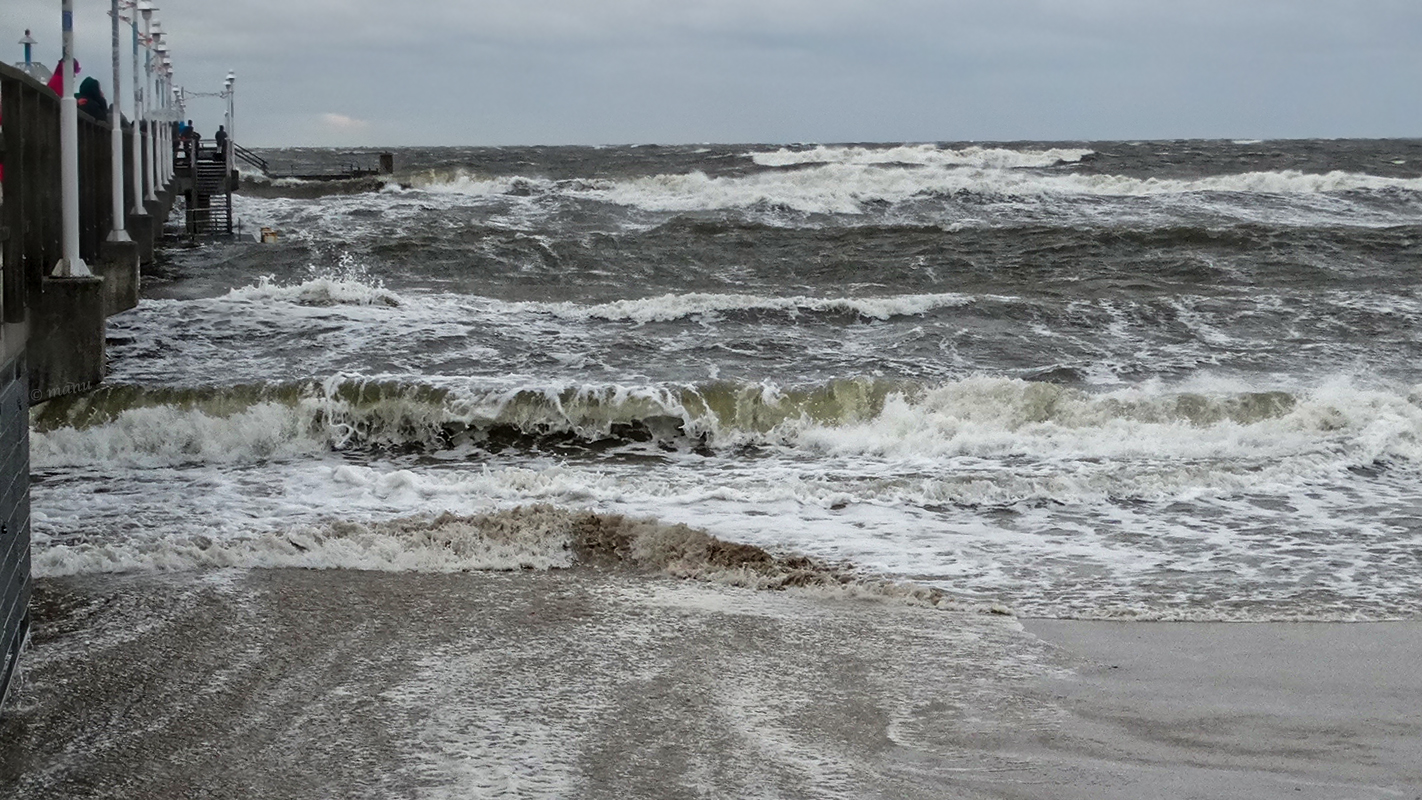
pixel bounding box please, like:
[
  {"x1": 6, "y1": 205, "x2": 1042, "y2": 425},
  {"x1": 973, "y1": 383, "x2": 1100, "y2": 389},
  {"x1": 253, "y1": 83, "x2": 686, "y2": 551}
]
[{"x1": 0, "y1": 59, "x2": 176, "y2": 705}]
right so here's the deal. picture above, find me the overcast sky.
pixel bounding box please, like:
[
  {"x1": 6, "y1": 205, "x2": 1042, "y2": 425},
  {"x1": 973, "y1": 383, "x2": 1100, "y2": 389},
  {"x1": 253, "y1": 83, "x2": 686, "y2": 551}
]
[{"x1": 6, "y1": 0, "x2": 1421, "y2": 146}]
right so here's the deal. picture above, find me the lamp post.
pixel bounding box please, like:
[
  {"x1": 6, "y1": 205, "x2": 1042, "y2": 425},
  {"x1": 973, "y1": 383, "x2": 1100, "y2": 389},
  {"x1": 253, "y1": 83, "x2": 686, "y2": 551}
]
[
  {"x1": 173, "y1": 84, "x2": 184, "y2": 179},
  {"x1": 107, "y1": 0, "x2": 131, "y2": 243},
  {"x1": 149, "y1": 21, "x2": 166, "y2": 194},
  {"x1": 165, "y1": 63, "x2": 177, "y2": 183},
  {"x1": 154, "y1": 41, "x2": 168, "y2": 185},
  {"x1": 126, "y1": 1, "x2": 146, "y2": 217},
  {"x1": 225, "y1": 71, "x2": 235, "y2": 175},
  {"x1": 140, "y1": 2, "x2": 159, "y2": 203},
  {"x1": 55, "y1": 0, "x2": 91, "y2": 277}
]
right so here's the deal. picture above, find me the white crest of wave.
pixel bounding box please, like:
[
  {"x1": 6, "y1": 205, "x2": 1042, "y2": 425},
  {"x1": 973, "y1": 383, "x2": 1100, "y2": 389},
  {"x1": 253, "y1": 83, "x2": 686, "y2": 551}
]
[
  {"x1": 409, "y1": 169, "x2": 554, "y2": 198},
  {"x1": 222, "y1": 256, "x2": 405, "y2": 307},
  {"x1": 386, "y1": 152, "x2": 1422, "y2": 217},
  {"x1": 582, "y1": 166, "x2": 1422, "y2": 216},
  {"x1": 751, "y1": 144, "x2": 1094, "y2": 169},
  {"x1": 31, "y1": 401, "x2": 329, "y2": 468},
  {"x1": 784, "y1": 377, "x2": 1422, "y2": 468},
  {"x1": 553, "y1": 291, "x2": 976, "y2": 323},
  {"x1": 30, "y1": 374, "x2": 1422, "y2": 486}
]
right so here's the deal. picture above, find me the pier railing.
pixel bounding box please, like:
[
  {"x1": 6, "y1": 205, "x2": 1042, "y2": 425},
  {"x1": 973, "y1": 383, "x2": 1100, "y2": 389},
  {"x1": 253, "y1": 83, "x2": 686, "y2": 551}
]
[
  {"x1": 1, "y1": 62, "x2": 153, "y2": 321},
  {"x1": 1, "y1": 61, "x2": 62, "y2": 329}
]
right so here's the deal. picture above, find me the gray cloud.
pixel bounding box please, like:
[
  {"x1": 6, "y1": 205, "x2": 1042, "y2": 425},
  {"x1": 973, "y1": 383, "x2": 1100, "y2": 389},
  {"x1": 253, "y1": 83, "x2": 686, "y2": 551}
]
[{"x1": 6, "y1": 0, "x2": 1421, "y2": 145}]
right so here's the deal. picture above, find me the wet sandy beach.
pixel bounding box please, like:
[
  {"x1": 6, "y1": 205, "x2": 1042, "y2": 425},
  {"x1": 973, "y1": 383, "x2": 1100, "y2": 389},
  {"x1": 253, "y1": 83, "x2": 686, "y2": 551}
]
[{"x1": 1, "y1": 569, "x2": 1418, "y2": 799}]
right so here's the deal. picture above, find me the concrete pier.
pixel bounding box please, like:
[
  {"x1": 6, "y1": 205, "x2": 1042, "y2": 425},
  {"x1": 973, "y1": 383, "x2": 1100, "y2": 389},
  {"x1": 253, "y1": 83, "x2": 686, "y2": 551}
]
[{"x1": 2, "y1": 59, "x2": 176, "y2": 707}]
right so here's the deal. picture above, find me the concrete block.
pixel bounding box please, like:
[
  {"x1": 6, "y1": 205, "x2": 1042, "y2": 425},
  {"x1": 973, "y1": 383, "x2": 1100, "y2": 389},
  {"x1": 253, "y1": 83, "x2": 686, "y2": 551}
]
[
  {"x1": 27, "y1": 277, "x2": 105, "y2": 404},
  {"x1": 155, "y1": 189, "x2": 174, "y2": 222},
  {"x1": 97, "y1": 240, "x2": 141, "y2": 316},
  {"x1": 127, "y1": 212, "x2": 155, "y2": 265}
]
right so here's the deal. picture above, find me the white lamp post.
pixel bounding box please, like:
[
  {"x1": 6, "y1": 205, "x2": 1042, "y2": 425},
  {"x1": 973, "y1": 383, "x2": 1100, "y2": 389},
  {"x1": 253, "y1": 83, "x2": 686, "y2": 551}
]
[
  {"x1": 107, "y1": 0, "x2": 131, "y2": 243},
  {"x1": 154, "y1": 43, "x2": 169, "y2": 185},
  {"x1": 173, "y1": 84, "x2": 184, "y2": 179},
  {"x1": 140, "y1": 3, "x2": 159, "y2": 202},
  {"x1": 126, "y1": 1, "x2": 146, "y2": 217},
  {"x1": 149, "y1": 22, "x2": 166, "y2": 193},
  {"x1": 225, "y1": 71, "x2": 235, "y2": 175},
  {"x1": 55, "y1": 0, "x2": 92, "y2": 277},
  {"x1": 167, "y1": 64, "x2": 177, "y2": 183}
]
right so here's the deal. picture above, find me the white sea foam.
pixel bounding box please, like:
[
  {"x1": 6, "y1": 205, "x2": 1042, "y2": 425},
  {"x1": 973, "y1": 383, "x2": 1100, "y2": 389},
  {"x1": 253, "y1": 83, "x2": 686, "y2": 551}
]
[
  {"x1": 388, "y1": 158, "x2": 1422, "y2": 217},
  {"x1": 223, "y1": 274, "x2": 405, "y2": 307},
  {"x1": 232, "y1": 158, "x2": 1422, "y2": 235},
  {"x1": 35, "y1": 510, "x2": 578, "y2": 577},
  {"x1": 582, "y1": 166, "x2": 1422, "y2": 216},
  {"x1": 553, "y1": 291, "x2": 978, "y2": 323},
  {"x1": 31, "y1": 400, "x2": 330, "y2": 468},
  {"x1": 751, "y1": 144, "x2": 1095, "y2": 169}
]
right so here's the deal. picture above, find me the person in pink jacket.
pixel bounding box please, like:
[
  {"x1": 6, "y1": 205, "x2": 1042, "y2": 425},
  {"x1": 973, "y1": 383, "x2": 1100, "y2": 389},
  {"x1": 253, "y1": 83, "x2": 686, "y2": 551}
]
[{"x1": 45, "y1": 58, "x2": 79, "y2": 95}]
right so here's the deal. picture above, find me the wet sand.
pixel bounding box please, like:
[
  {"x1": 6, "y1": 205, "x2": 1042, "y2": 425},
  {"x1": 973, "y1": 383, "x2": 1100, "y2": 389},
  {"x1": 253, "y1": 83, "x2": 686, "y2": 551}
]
[{"x1": 0, "y1": 570, "x2": 1418, "y2": 799}]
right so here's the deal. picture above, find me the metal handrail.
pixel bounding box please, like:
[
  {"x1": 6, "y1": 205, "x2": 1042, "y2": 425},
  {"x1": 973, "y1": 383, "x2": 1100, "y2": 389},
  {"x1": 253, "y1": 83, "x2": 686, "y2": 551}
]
[{"x1": 232, "y1": 142, "x2": 268, "y2": 175}]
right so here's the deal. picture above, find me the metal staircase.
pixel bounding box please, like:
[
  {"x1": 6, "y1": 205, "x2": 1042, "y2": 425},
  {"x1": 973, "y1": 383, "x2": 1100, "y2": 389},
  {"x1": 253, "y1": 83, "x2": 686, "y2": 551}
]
[{"x1": 174, "y1": 142, "x2": 239, "y2": 237}]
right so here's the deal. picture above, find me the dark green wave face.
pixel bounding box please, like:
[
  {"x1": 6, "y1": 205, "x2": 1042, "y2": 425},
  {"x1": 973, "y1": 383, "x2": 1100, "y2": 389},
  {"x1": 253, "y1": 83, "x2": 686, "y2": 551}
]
[
  {"x1": 29, "y1": 140, "x2": 1422, "y2": 622},
  {"x1": 31, "y1": 378, "x2": 1306, "y2": 451}
]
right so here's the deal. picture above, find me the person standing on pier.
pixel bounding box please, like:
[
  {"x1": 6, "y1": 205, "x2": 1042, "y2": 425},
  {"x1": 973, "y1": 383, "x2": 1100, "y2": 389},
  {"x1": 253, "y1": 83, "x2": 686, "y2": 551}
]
[
  {"x1": 45, "y1": 58, "x2": 78, "y2": 94},
  {"x1": 77, "y1": 77, "x2": 109, "y2": 122}
]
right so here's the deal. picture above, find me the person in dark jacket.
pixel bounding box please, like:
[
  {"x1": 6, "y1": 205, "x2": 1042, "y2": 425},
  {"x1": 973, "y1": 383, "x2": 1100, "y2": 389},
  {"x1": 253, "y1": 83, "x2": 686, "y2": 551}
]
[{"x1": 76, "y1": 77, "x2": 108, "y2": 122}]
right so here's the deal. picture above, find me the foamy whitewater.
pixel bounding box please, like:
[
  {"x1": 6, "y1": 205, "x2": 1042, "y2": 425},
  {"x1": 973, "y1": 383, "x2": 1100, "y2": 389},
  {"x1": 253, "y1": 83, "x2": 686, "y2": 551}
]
[{"x1": 30, "y1": 139, "x2": 1422, "y2": 621}]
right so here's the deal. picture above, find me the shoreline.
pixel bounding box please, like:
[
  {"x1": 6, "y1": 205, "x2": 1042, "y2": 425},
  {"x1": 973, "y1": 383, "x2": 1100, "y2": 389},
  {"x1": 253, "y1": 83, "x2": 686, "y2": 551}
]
[{"x1": 1, "y1": 569, "x2": 1418, "y2": 798}]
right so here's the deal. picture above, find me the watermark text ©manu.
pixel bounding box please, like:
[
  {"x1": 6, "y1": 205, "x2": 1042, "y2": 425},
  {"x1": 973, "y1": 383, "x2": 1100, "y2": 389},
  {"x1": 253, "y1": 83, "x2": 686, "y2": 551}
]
[{"x1": 30, "y1": 381, "x2": 96, "y2": 403}]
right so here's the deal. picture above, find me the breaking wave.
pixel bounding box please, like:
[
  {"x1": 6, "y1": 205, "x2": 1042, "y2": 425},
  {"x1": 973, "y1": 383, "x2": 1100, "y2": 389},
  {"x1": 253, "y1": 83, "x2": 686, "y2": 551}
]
[
  {"x1": 750, "y1": 144, "x2": 1095, "y2": 169},
  {"x1": 222, "y1": 273, "x2": 404, "y2": 307},
  {"x1": 31, "y1": 376, "x2": 1422, "y2": 476},
  {"x1": 556, "y1": 292, "x2": 977, "y2": 323},
  {"x1": 33, "y1": 506, "x2": 980, "y2": 612},
  {"x1": 394, "y1": 164, "x2": 1422, "y2": 217}
]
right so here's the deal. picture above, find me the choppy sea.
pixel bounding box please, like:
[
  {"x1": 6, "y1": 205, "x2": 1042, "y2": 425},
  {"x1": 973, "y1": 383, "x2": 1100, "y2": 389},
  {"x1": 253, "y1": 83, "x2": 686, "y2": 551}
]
[{"x1": 29, "y1": 139, "x2": 1422, "y2": 622}]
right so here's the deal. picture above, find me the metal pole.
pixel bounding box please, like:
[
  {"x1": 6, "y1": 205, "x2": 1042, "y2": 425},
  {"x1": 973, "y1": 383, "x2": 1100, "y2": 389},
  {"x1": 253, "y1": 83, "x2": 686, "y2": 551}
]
[
  {"x1": 128, "y1": 3, "x2": 146, "y2": 217},
  {"x1": 160, "y1": 71, "x2": 169, "y2": 184},
  {"x1": 230, "y1": 72, "x2": 237, "y2": 173},
  {"x1": 152, "y1": 56, "x2": 165, "y2": 184},
  {"x1": 163, "y1": 63, "x2": 174, "y2": 184},
  {"x1": 56, "y1": 0, "x2": 92, "y2": 277},
  {"x1": 142, "y1": 6, "x2": 159, "y2": 202},
  {"x1": 107, "y1": 0, "x2": 131, "y2": 242},
  {"x1": 226, "y1": 72, "x2": 235, "y2": 176}
]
